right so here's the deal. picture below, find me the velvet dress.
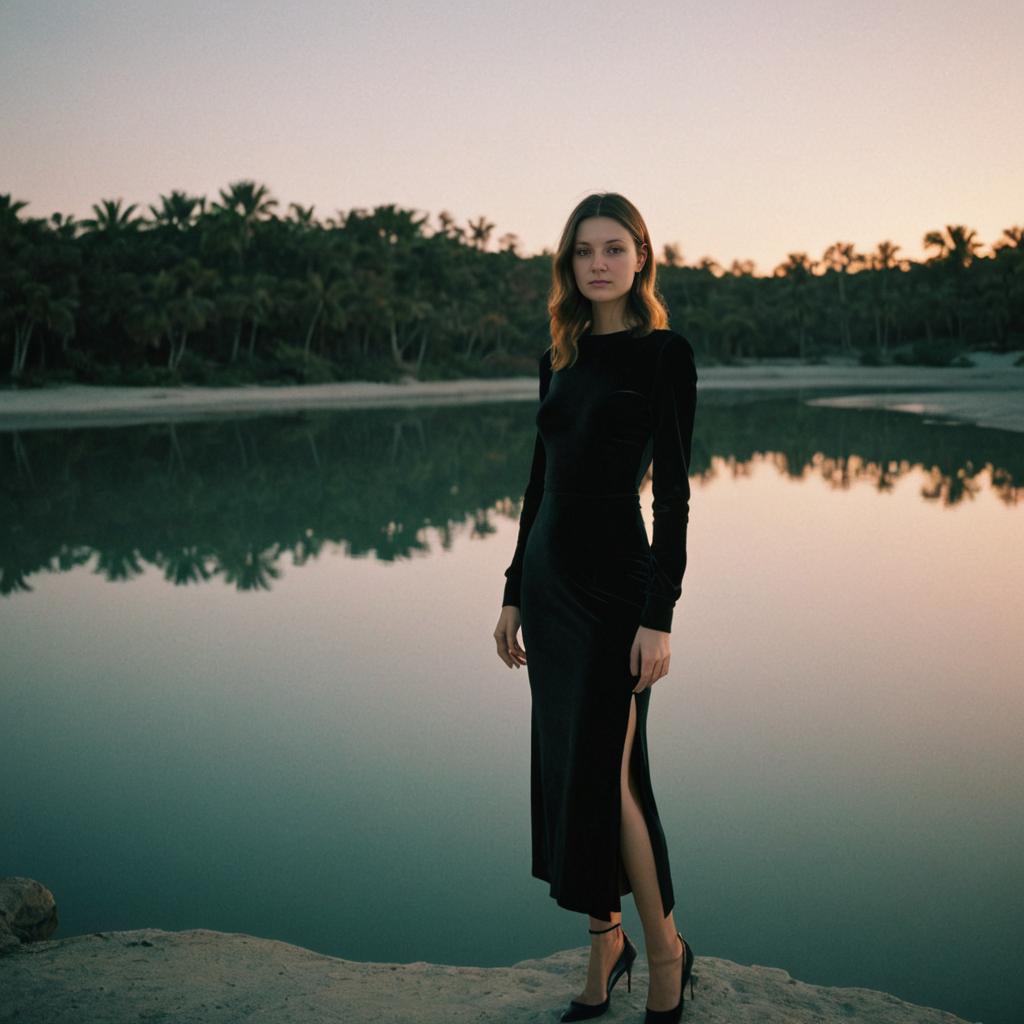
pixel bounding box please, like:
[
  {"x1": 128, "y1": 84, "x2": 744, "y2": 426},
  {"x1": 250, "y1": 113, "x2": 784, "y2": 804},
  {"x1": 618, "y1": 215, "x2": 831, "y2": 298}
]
[{"x1": 502, "y1": 327, "x2": 699, "y2": 920}]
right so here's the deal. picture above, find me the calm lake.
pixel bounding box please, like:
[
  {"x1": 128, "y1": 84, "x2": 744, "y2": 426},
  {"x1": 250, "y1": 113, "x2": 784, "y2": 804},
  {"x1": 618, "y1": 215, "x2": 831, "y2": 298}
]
[{"x1": 2, "y1": 389, "x2": 1021, "y2": 1024}]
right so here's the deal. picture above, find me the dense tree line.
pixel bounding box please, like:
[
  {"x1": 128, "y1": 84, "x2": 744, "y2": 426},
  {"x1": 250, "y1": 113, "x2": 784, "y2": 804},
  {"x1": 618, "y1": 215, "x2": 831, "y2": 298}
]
[{"x1": 1, "y1": 181, "x2": 1022, "y2": 386}]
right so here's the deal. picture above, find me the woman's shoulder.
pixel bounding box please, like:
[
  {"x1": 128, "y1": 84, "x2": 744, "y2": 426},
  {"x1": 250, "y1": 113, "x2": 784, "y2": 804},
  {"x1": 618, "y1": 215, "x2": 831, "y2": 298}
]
[
  {"x1": 650, "y1": 329, "x2": 697, "y2": 379},
  {"x1": 649, "y1": 326, "x2": 694, "y2": 348}
]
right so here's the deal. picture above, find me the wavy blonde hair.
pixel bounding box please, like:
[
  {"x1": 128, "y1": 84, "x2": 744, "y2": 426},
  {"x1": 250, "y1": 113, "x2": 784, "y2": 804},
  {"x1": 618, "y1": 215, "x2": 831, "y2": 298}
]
[{"x1": 546, "y1": 193, "x2": 670, "y2": 371}]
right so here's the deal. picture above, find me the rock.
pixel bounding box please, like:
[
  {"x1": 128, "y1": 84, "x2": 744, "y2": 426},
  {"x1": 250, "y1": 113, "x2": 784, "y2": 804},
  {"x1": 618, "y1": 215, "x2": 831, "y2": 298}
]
[
  {"x1": 0, "y1": 876, "x2": 58, "y2": 953},
  {"x1": 0, "y1": 924, "x2": 974, "y2": 1024}
]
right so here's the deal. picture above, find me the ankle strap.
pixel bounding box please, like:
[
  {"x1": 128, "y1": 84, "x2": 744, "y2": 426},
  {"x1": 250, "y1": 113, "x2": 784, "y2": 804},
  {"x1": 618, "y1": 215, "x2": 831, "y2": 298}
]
[{"x1": 588, "y1": 922, "x2": 621, "y2": 934}]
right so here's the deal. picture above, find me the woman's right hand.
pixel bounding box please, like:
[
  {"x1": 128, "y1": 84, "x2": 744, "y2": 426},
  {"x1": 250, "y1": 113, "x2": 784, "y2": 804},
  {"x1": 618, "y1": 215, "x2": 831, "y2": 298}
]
[{"x1": 494, "y1": 606, "x2": 527, "y2": 670}]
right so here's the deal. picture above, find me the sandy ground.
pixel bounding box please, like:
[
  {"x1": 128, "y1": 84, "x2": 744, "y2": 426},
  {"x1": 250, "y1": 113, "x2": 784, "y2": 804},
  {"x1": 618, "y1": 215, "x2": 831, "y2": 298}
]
[
  {"x1": 1, "y1": 353, "x2": 1022, "y2": 433},
  {"x1": 0, "y1": 927, "x2": 976, "y2": 1024}
]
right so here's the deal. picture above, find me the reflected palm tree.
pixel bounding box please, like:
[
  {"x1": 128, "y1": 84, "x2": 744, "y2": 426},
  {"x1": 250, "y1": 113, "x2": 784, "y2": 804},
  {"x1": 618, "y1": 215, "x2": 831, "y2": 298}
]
[
  {"x1": 54, "y1": 545, "x2": 93, "y2": 573},
  {"x1": 0, "y1": 566, "x2": 33, "y2": 595},
  {"x1": 921, "y1": 464, "x2": 984, "y2": 506},
  {"x1": 288, "y1": 532, "x2": 326, "y2": 568},
  {"x1": 94, "y1": 548, "x2": 146, "y2": 582},
  {"x1": 162, "y1": 546, "x2": 216, "y2": 585},
  {"x1": 0, "y1": 401, "x2": 1020, "y2": 601},
  {"x1": 217, "y1": 545, "x2": 283, "y2": 591}
]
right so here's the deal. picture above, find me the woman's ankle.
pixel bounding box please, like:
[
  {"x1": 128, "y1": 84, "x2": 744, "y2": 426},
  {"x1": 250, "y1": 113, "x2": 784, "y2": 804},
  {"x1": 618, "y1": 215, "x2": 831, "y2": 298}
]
[
  {"x1": 644, "y1": 929, "x2": 682, "y2": 962},
  {"x1": 591, "y1": 928, "x2": 623, "y2": 948}
]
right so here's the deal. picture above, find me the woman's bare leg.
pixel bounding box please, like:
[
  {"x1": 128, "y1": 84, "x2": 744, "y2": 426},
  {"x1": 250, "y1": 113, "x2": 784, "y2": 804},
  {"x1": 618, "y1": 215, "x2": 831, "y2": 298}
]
[
  {"x1": 620, "y1": 693, "x2": 685, "y2": 1011},
  {"x1": 571, "y1": 911, "x2": 625, "y2": 1005}
]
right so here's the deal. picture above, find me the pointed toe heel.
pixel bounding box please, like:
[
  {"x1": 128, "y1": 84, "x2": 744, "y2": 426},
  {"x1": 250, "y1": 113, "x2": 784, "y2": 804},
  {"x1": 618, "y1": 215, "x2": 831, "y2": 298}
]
[
  {"x1": 643, "y1": 932, "x2": 696, "y2": 1023},
  {"x1": 559, "y1": 922, "x2": 637, "y2": 1022}
]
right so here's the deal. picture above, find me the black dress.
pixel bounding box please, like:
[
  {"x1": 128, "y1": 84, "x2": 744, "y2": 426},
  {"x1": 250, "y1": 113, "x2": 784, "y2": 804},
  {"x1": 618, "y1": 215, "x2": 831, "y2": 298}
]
[{"x1": 502, "y1": 327, "x2": 698, "y2": 921}]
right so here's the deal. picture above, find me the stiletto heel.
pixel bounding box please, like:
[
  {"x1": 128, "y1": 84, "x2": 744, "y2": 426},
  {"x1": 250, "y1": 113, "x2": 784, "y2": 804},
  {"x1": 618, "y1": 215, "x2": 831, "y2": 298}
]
[
  {"x1": 643, "y1": 932, "x2": 696, "y2": 1023},
  {"x1": 560, "y1": 922, "x2": 638, "y2": 1022}
]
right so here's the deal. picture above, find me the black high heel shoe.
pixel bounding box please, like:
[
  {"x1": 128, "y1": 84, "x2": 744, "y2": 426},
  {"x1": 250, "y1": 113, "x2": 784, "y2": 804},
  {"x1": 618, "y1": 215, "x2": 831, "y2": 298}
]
[
  {"x1": 643, "y1": 932, "x2": 696, "y2": 1023},
  {"x1": 560, "y1": 921, "x2": 638, "y2": 1022}
]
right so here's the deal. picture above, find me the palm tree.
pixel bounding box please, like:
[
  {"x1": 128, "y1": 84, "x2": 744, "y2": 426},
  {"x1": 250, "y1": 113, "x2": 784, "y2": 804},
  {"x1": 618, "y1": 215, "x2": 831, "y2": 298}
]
[
  {"x1": 148, "y1": 190, "x2": 206, "y2": 231},
  {"x1": 992, "y1": 226, "x2": 1023, "y2": 253},
  {"x1": 467, "y1": 214, "x2": 495, "y2": 251},
  {"x1": 903, "y1": 270, "x2": 949, "y2": 351},
  {"x1": 220, "y1": 271, "x2": 276, "y2": 363},
  {"x1": 369, "y1": 203, "x2": 430, "y2": 246},
  {"x1": 661, "y1": 242, "x2": 684, "y2": 268},
  {"x1": 923, "y1": 224, "x2": 982, "y2": 342},
  {"x1": 79, "y1": 198, "x2": 142, "y2": 235},
  {"x1": 0, "y1": 193, "x2": 30, "y2": 236},
  {"x1": 124, "y1": 287, "x2": 171, "y2": 361},
  {"x1": 294, "y1": 266, "x2": 351, "y2": 361},
  {"x1": 243, "y1": 273, "x2": 275, "y2": 361},
  {"x1": 151, "y1": 258, "x2": 218, "y2": 371},
  {"x1": 48, "y1": 212, "x2": 79, "y2": 238},
  {"x1": 773, "y1": 252, "x2": 817, "y2": 359},
  {"x1": 436, "y1": 209, "x2": 466, "y2": 244},
  {"x1": 694, "y1": 256, "x2": 723, "y2": 276},
  {"x1": 864, "y1": 241, "x2": 903, "y2": 355},
  {"x1": 210, "y1": 180, "x2": 279, "y2": 268},
  {"x1": 923, "y1": 224, "x2": 982, "y2": 268},
  {"x1": 989, "y1": 227, "x2": 1024, "y2": 349},
  {"x1": 9, "y1": 281, "x2": 77, "y2": 377},
  {"x1": 822, "y1": 241, "x2": 863, "y2": 354},
  {"x1": 287, "y1": 203, "x2": 319, "y2": 231},
  {"x1": 214, "y1": 180, "x2": 279, "y2": 225}
]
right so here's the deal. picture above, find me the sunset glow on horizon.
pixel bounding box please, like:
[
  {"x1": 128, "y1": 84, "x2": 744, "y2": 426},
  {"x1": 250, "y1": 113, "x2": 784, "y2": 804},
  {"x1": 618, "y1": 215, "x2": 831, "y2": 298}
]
[{"x1": 2, "y1": 0, "x2": 1021, "y2": 272}]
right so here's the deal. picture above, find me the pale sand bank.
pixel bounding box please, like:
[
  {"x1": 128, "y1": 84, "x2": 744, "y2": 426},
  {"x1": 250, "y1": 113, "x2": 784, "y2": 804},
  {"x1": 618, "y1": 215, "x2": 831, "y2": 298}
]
[
  {"x1": 806, "y1": 389, "x2": 1024, "y2": 433},
  {"x1": 0, "y1": 926, "x2": 975, "y2": 1024},
  {"x1": 1, "y1": 353, "x2": 1022, "y2": 433}
]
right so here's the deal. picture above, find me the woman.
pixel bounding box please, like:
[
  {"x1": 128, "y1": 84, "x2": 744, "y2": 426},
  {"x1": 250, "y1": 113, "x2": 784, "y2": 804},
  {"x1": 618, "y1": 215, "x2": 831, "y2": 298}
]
[{"x1": 494, "y1": 193, "x2": 699, "y2": 1023}]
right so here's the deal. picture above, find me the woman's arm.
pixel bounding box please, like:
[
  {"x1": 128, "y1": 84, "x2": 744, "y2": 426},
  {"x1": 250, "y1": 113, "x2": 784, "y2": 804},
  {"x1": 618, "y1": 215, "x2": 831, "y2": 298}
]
[
  {"x1": 638, "y1": 334, "x2": 698, "y2": 633},
  {"x1": 501, "y1": 349, "x2": 553, "y2": 608}
]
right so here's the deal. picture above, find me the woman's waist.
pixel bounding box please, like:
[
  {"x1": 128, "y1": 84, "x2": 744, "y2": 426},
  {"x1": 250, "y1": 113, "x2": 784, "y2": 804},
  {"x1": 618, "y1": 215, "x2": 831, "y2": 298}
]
[
  {"x1": 541, "y1": 486, "x2": 640, "y2": 503},
  {"x1": 535, "y1": 489, "x2": 647, "y2": 542}
]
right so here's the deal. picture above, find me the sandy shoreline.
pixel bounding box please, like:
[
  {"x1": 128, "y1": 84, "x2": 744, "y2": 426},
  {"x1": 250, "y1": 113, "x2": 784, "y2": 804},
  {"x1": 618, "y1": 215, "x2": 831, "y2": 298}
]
[
  {"x1": 0, "y1": 926, "x2": 974, "y2": 1024},
  {"x1": 2, "y1": 354, "x2": 1023, "y2": 433}
]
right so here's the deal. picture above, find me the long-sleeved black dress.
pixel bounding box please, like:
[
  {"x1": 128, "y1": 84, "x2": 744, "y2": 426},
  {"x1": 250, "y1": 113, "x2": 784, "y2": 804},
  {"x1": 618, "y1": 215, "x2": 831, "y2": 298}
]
[{"x1": 502, "y1": 326, "x2": 698, "y2": 921}]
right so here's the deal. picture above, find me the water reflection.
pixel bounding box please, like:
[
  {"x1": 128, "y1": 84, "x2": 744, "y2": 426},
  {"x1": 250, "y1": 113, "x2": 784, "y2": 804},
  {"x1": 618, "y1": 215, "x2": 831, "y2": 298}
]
[
  {"x1": 1, "y1": 392, "x2": 1022, "y2": 1024},
  {"x1": 2, "y1": 392, "x2": 1020, "y2": 597}
]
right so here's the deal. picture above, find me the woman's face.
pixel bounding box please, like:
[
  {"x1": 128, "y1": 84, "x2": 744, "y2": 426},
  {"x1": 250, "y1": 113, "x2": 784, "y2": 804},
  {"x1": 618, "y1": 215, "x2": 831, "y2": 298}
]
[{"x1": 572, "y1": 216, "x2": 647, "y2": 305}]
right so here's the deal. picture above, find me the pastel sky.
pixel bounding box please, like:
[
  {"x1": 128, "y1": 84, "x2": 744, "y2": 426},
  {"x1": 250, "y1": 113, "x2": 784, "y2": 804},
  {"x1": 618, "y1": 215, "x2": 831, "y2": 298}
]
[{"x1": 2, "y1": 0, "x2": 1020, "y2": 272}]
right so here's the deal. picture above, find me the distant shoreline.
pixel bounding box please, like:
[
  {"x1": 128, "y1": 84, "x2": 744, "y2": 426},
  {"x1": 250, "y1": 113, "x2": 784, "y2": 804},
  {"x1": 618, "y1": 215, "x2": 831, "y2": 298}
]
[{"x1": 2, "y1": 353, "x2": 1023, "y2": 433}]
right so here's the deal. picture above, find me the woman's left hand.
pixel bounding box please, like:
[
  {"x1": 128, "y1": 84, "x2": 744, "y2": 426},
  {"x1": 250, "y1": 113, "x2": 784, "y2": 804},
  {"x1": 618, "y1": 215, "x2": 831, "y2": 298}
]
[{"x1": 630, "y1": 625, "x2": 671, "y2": 692}]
